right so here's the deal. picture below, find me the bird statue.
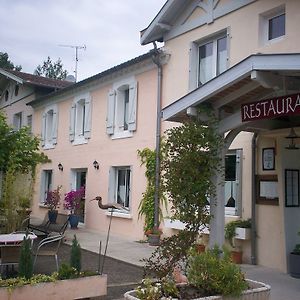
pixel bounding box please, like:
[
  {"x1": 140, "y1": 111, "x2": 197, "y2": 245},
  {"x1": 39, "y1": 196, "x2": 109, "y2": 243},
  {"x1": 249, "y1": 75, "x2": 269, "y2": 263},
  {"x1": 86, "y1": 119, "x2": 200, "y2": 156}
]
[{"x1": 90, "y1": 196, "x2": 128, "y2": 210}]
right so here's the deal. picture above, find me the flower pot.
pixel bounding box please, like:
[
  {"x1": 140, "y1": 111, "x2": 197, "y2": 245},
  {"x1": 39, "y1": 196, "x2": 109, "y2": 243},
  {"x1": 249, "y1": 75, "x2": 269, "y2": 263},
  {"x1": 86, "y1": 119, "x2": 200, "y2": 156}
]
[
  {"x1": 124, "y1": 279, "x2": 271, "y2": 300},
  {"x1": 48, "y1": 210, "x2": 58, "y2": 224},
  {"x1": 148, "y1": 234, "x2": 160, "y2": 246},
  {"x1": 231, "y1": 250, "x2": 243, "y2": 264},
  {"x1": 69, "y1": 214, "x2": 79, "y2": 229},
  {"x1": 235, "y1": 227, "x2": 251, "y2": 240},
  {"x1": 289, "y1": 252, "x2": 300, "y2": 278},
  {"x1": 195, "y1": 244, "x2": 206, "y2": 253}
]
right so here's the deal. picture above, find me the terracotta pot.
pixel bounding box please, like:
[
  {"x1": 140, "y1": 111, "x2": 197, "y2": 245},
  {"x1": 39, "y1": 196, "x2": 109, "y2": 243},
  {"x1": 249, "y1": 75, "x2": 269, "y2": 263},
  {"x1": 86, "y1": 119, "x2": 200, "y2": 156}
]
[
  {"x1": 231, "y1": 250, "x2": 243, "y2": 264},
  {"x1": 195, "y1": 244, "x2": 206, "y2": 253}
]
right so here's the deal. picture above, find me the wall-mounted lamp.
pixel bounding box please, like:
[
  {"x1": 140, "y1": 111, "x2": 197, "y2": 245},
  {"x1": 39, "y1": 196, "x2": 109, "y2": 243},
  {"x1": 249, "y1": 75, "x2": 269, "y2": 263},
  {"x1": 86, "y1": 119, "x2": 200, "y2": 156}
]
[
  {"x1": 58, "y1": 163, "x2": 64, "y2": 171},
  {"x1": 93, "y1": 160, "x2": 99, "y2": 170},
  {"x1": 285, "y1": 128, "x2": 299, "y2": 150}
]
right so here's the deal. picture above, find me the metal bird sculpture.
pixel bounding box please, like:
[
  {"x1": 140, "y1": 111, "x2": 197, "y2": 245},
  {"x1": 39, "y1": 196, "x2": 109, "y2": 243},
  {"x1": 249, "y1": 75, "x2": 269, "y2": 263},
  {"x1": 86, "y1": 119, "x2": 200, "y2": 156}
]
[{"x1": 90, "y1": 196, "x2": 128, "y2": 210}]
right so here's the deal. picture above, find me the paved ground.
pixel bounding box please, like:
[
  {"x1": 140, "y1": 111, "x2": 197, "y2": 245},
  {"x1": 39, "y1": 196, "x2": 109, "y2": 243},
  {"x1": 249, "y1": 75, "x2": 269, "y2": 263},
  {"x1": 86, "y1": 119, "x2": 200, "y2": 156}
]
[{"x1": 64, "y1": 227, "x2": 300, "y2": 300}]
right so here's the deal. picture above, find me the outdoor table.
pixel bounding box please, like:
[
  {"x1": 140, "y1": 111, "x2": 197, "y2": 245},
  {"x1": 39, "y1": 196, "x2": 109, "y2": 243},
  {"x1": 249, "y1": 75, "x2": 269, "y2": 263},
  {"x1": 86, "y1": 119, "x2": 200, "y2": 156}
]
[{"x1": 0, "y1": 233, "x2": 37, "y2": 245}]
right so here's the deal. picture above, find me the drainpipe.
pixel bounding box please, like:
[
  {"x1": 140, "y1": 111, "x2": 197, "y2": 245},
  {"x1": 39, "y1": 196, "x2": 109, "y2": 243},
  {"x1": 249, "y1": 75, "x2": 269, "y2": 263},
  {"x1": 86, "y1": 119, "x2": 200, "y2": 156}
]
[
  {"x1": 251, "y1": 132, "x2": 258, "y2": 265},
  {"x1": 152, "y1": 42, "x2": 163, "y2": 230}
]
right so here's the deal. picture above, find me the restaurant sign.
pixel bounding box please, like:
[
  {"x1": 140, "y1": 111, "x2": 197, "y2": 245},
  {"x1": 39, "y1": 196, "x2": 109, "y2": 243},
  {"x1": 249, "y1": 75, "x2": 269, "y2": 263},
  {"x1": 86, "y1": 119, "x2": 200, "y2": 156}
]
[{"x1": 241, "y1": 93, "x2": 300, "y2": 122}]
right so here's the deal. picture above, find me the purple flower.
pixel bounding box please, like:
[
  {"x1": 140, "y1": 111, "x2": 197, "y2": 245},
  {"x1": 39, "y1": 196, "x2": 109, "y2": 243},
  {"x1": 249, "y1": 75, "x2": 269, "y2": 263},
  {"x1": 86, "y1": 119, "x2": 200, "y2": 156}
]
[
  {"x1": 44, "y1": 186, "x2": 61, "y2": 211},
  {"x1": 64, "y1": 186, "x2": 85, "y2": 214}
]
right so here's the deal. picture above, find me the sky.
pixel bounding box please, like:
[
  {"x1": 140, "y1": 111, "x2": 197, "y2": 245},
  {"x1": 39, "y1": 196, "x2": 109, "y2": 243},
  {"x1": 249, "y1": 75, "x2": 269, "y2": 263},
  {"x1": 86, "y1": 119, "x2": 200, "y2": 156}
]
[{"x1": 1, "y1": 0, "x2": 166, "y2": 81}]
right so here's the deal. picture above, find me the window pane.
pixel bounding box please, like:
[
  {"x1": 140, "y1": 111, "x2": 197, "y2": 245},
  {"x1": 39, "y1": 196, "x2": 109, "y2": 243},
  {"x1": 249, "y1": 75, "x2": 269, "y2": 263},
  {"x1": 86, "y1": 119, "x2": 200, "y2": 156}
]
[
  {"x1": 124, "y1": 89, "x2": 129, "y2": 131},
  {"x1": 198, "y1": 42, "x2": 213, "y2": 85},
  {"x1": 46, "y1": 110, "x2": 53, "y2": 142},
  {"x1": 27, "y1": 115, "x2": 32, "y2": 133},
  {"x1": 268, "y1": 14, "x2": 285, "y2": 40},
  {"x1": 116, "y1": 168, "x2": 130, "y2": 208},
  {"x1": 217, "y1": 37, "x2": 227, "y2": 75}
]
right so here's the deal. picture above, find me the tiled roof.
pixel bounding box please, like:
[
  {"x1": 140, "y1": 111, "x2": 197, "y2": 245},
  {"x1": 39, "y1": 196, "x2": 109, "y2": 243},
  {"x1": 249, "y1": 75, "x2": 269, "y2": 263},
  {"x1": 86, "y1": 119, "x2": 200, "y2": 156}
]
[{"x1": 3, "y1": 69, "x2": 73, "y2": 89}]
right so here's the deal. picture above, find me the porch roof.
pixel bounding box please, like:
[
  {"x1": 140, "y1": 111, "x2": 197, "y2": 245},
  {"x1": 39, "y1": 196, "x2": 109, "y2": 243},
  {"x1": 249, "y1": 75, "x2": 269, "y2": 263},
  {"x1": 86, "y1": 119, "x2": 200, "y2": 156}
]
[{"x1": 162, "y1": 53, "x2": 300, "y2": 133}]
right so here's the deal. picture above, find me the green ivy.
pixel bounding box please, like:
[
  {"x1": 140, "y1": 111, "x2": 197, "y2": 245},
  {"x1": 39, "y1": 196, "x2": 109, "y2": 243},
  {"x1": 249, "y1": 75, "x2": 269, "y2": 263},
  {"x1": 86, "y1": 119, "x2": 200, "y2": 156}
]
[
  {"x1": 137, "y1": 147, "x2": 166, "y2": 233},
  {"x1": 144, "y1": 106, "x2": 223, "y2": 277}
]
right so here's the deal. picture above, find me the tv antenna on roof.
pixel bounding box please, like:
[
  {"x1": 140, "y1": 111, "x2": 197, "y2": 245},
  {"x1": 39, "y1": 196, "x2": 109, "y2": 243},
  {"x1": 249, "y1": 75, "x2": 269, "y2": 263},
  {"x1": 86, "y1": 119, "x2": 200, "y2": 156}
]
[{"x1": 58, "y1": 44, "x2": 86, "y2": 82}]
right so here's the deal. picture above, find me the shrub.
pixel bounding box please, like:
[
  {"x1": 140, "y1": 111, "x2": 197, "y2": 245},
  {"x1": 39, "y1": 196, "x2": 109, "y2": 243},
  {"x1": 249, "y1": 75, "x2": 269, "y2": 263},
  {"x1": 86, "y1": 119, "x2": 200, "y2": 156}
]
[
  {"x1": 186, "y1": 247, "x2": 247, "y2": 297},
  {"x1": 57, "y1": 263, "x2": 78, "y2": 280},
  {"x1": 70, "y1": 235, "x2": 81, "y2": 272},
  {"x1": 18, "y1": 236, "x2": 33, "y2": 279}
]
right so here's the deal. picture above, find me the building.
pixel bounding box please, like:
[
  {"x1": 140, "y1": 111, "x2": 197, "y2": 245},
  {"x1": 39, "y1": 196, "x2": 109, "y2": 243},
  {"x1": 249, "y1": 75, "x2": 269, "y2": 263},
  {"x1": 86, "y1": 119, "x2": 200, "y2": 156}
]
[{"x1": 141, "y1": 0, "x2": 300, "y2": 272}]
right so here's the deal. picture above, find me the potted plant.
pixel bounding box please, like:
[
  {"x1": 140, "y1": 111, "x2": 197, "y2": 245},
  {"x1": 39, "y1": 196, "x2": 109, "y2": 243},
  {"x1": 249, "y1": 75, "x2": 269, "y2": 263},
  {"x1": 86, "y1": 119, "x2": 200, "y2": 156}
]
[
  {"x1": 64, "y1": 186, "x2": 85, "y2": 229},
  {"x1": 225, "y1": 219, "x2": 251, "y2": 264},
  {"x1": 44, "y1": 186, "x2": 61, "y2": 223},
  {"x1": 145, "y1": 228, "x2": 162, "y2": 246},
  {"x1": 289, "y1": 230, "x2": 300, "y2": 278}
]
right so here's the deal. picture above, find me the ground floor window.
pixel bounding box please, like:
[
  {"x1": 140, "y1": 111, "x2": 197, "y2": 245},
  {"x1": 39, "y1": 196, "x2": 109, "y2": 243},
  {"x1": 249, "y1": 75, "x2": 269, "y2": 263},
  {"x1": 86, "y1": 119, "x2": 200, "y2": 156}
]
[
  {"x1": 40, "y1": 170, "x2": 53, "y2": 204},
  {"x1": 109, "y1": 166, "x2": 131, "y2": 210},
  {"x1": 71, "y1": 169, "x2": 87, "y2": 223}
]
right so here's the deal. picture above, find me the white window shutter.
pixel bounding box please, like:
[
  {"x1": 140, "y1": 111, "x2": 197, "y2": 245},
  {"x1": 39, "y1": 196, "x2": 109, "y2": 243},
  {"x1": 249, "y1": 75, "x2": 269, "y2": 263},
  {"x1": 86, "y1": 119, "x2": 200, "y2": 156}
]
[
  {"x1": 41, "y1": 113, "x2": 46, "y2": 147},
  {"x1": 52, "y1": 109, "x2": 58, "y2": 144},
  {"x1": 128, "y1": 82, "x2": 137, "y2": 131},
  {"x1": 106, "y1": 90, "x2": 116, "y2": 135},
  {"x1": 84, "y1": 97, "x2": 92, "y2": 139},
  {"x1": 69, "y1": 103, "x2": 76, "y2": 142},
  {"x1": 108, "y1": 167, "x2": 115, "y2": 203}
]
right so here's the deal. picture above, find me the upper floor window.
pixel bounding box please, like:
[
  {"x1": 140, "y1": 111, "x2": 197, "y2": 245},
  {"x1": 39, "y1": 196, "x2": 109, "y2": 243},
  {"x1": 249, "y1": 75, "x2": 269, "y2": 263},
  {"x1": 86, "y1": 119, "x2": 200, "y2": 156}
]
[
  {"x1": 268, "y1": 13, "x2": 285, "y2": 40},
  {"x1": 4, "y1": 90, "x2": 9, "y2": 102},
  {"x1": 259, "y1": 6, "x2": 285, "y2": 45},
  {"x1": 198, "y1": 35, "x2": 227, "y2": 86},
  {"x1": 106, "y1": 79, "x2": 137, "y2": 139},
  {"x1": 189, "y1": 30, "x2": 228, "y2": 90},
  {"x1": 69, "y1": 93, "x2": 92, "y2": 145},
  {"x1": 41, "y1": 105, "x2": 58, "y2": 149},
  {"x1": 13, "y1": 112, "x2": 22, "y2": 130},
  {"x1": 27, "y1": 115, "x2": 32, "y2": 133},
  {"x1": 14, "y1": 85, "x2": 19, "y2": 97}
]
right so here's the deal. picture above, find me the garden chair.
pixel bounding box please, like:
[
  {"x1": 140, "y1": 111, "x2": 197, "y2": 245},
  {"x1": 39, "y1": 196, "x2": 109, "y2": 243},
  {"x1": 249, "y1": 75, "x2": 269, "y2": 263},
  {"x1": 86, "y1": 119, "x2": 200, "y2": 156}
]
[
  {"x1": 22, "y1": 213, "x2": 50, "y2": 236},
  {"x1": 33, "y1": 233, "x2": 64, "y2": 271},
  {"x1": 0, "y1": 244, "x2": 22, "y2": 274}
]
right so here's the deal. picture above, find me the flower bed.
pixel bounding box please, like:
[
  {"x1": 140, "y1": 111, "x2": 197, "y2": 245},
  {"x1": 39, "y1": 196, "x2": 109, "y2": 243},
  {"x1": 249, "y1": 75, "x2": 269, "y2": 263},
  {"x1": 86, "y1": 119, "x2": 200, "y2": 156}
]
[
  {"x1": 124, "y1": 279, "x2": 270, "y2": 300},
  {"x1": 0, "y1": 274, "x2": 107, "y2": 300}
]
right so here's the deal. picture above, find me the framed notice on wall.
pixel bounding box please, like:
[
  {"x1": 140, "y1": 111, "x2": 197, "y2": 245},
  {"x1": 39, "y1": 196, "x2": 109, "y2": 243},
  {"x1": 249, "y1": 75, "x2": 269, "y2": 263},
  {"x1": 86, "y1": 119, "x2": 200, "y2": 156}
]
[
  {"x1": 262, "y1": 148, "x2": 275, "y2": 171},
  {"x1": 256, "y1": 175, "x2": 279, "y2": 205},
  {"x1": 285, "y1": 169, "x2": 299, "y2": 207}
]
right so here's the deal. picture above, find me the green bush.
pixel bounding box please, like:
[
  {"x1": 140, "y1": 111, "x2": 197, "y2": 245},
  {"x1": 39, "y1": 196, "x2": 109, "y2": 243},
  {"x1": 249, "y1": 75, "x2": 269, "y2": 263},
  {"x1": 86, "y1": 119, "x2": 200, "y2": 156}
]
[
  {"x1": 70, "y1": 235, "x2": 81, "y2": 272},
  {"x1": 18, "y1": 236, "x2": 33, "y2": 279},
  {"x1": 187, "y1": 247, "x2": 248, "y2": 297},
  {"x1": 57, "y1": 263, "x2": 78, "y2": 280}
]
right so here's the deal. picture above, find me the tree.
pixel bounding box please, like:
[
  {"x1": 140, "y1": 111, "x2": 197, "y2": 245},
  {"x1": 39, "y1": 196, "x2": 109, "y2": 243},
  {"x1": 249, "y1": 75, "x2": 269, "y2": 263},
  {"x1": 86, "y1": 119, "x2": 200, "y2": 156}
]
[
  {"x1": 34, "y1": 56, "x2": 68, "y2": 80},
  {"x1": 0, "y1": 52, "x2": 22, "y2": 71},
  {"x1": 0, "y1": 111, "x2": 49, "y2": 232}
]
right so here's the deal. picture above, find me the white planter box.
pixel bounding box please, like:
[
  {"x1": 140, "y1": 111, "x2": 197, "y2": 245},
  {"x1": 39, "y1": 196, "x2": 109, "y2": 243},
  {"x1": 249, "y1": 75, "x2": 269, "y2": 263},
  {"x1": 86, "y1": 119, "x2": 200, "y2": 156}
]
[
  {"x1": 124, "y1": 279, "x2": 270, "y2": 300},
  {"x1": 0, "y1": 274, "x2": 107, "y2": 300},
  {"x1": 235, "y1": 227, "x2": 251, "y2": 240}
]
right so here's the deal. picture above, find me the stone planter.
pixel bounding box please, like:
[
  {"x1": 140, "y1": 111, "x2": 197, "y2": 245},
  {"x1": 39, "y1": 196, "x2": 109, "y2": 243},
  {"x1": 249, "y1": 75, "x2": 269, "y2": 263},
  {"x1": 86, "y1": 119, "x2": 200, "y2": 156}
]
[
  {"x1": 148, "y1": 234, "x2": 160, "y2": 246},
  {"x1": 124, "y1": 279, "x2": 270, "y2": 300},
  {"x1": 0, "y1": 274, "x2": 107, "y2": 300},
  {"x1": 289, "y1": 252, "x2": 300, "y2": 278}
]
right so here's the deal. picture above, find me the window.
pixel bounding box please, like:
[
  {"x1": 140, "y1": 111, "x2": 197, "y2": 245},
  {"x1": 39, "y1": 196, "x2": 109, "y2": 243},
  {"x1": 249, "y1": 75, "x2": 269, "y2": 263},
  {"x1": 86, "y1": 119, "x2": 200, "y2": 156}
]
[
  {"x1": 70, "y1": 94, "x2": 92, "y2": 144},
  {"x1": 109, "y1": 166, "x2": 131, "y2": 210},
  {"x1": 4, "y1": 90, "x2": 9, "y2": 102},
  {"x1": 27, "y1": 115, "x2": 32, "y2": 133},
  {"x1": 106, "y1": 80, "x2": 137, "y2": 139},
  {"x1": 40, "y1": 170, "x2": 53, "y2": 204},
  {"x1": 268, "y1": 13, "x2": 285, "y2": 40},
  {"x1": 41, "y1": 105, "x2": 58, "y2": 149},
  {"x1": 259, "y1": 6, "x2": 285, "y2": 45},
  {"x1": 13, "y1": 112, "x2": 22, "y2": 130},
  {"x1": 224, "y1": 150, "x2": 242, "y2": 216},
  {"x1": 198, "y1": 35, "x2": 227, "y2": 86},
  {"x1": 189, "y1": 30, "x2": 228, "y2": 90},
  {"x1": 14, "y1": 85, "x2": 19, "y2": 97}
]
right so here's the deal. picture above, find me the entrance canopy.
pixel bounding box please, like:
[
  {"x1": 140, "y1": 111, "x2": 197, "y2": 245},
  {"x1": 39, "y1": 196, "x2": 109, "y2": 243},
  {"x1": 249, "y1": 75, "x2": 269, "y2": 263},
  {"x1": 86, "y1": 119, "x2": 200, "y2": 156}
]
[{"x1": 162, "y1": 53, "x2": 300, "y2": 134}]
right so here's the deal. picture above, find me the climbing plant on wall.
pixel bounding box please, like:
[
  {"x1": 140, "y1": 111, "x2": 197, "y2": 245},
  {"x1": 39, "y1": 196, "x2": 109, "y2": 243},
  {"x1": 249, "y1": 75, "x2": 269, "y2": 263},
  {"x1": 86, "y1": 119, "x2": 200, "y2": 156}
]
[{"x1": 144, "y1": 106, "x2": 223, "y2": 277}]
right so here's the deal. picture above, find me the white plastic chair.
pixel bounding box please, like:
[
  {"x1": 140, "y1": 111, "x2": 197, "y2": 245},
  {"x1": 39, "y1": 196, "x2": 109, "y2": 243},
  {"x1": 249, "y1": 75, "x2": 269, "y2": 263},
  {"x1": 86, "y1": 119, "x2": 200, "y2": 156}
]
[{"x1": 33, "y1": 233, "x2": 64, "y2": 271}]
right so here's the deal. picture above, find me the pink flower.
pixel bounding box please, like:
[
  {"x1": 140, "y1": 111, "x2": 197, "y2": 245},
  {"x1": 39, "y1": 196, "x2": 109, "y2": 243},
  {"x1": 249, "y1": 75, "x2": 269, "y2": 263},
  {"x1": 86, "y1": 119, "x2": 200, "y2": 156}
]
[{"x1": 63, "y1": 186, "x2": 85, "y2": 214}]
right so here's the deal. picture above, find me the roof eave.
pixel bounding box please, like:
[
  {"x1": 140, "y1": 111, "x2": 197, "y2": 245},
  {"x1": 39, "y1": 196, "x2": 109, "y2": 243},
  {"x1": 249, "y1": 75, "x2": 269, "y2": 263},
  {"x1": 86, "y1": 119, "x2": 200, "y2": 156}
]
[{"x1": 0, "y1": 68, "x2": 24, "y2": 84}]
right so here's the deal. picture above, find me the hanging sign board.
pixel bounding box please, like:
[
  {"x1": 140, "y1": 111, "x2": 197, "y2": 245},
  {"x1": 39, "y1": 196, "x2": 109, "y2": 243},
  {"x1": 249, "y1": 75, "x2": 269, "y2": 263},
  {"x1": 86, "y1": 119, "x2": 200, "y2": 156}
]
[{"x1": 241, "y1": 93, "x2": 300, "y2": 122}]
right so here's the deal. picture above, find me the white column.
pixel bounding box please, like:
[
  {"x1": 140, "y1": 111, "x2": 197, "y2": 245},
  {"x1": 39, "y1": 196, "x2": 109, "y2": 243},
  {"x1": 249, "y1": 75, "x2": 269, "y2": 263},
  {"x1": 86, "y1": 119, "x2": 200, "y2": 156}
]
[{"x1": 209, "y1": 147, "x2": 225, "y2": 248}]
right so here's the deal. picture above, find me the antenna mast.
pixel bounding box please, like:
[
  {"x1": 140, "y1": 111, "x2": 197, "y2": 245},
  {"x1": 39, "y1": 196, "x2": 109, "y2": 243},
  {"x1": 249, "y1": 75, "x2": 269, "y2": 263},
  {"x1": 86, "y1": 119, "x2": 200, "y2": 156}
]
[{"x1": 59, "y1": 44, "x2": 86, "y2": 81}]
